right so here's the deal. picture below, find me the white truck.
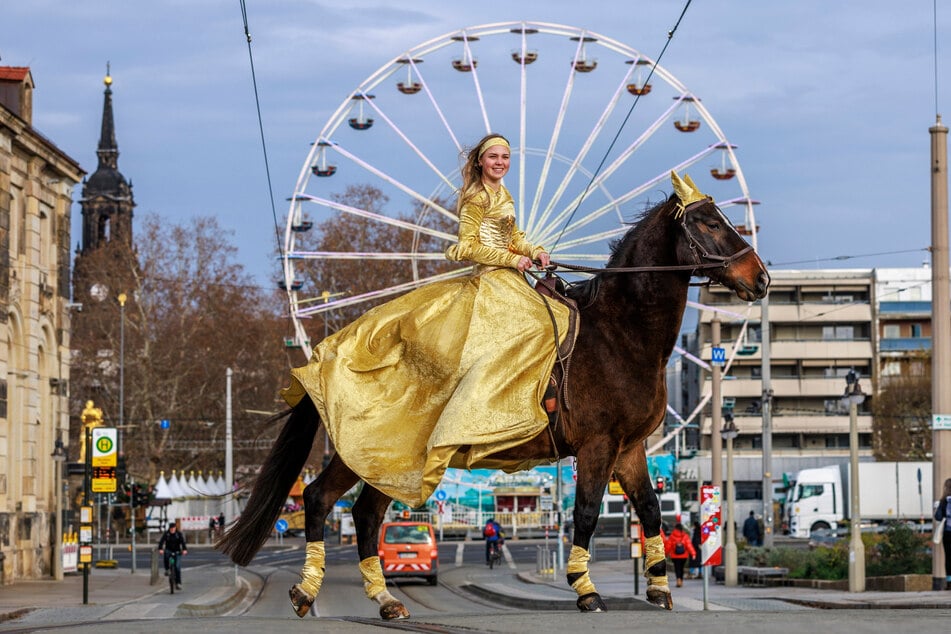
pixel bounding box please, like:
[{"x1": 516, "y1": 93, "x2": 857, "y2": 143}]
[{"x1": 787, "y1": 461, "x2": 932, "y2": 538}]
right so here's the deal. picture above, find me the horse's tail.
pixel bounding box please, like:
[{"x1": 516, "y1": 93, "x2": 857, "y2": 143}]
[{"x1": 216, "y1": 398, "x2": 318, "y2": 566}]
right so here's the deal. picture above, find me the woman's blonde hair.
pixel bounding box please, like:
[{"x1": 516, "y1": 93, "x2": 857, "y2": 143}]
[{"x1": 457, "y1": 133, "x2": 510, "y2": 213}]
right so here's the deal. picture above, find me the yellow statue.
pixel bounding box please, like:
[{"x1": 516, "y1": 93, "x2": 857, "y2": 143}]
[{"x1": 78, "y1": 400, "x2": 104, "y2": 464}]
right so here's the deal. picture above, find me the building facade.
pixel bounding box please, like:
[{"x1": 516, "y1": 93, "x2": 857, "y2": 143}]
[
  {"x1": 0, "y1": 67, "x2": 82, "y2": 582},
  {"x1": 673, "y1": 266, "x2": 939, "y2": 525}
]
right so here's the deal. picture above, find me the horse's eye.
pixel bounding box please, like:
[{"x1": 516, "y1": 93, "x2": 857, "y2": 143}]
[{"x1": 706, "y1": 221, "x2": 720, "y2": 231}]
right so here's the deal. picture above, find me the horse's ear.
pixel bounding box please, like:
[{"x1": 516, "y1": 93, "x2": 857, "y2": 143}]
[{"x1": 669, "y1": 170, "x2": 706, "y2": 214}]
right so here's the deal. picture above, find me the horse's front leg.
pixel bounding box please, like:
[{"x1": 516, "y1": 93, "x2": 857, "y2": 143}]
[
  {"x1": 614, "y1": 442, "x2": 673, "y2": 610},
  {"x1": 352, "y1": 485, "x2": 409, "y2": 620},
  {"x1": 288, "y1": 454, "x2": 359, "y2": 618},
  {"x1": 569, "y1": 440, "x2": 617, "y2": 612}
]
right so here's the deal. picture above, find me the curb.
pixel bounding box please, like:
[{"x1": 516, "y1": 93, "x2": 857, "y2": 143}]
[
  {"x1": 175, "y1": 575, "x2": 249, "y2": 617},
  {"x1": 460, "y1": 582, "x2": 659, "y2": 612}
]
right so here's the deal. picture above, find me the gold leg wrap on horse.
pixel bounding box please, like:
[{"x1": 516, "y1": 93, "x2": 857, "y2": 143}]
[
  {"x1": 359, "y1": 556, "x2": 396, "y2": 604},
  {"x1": 298, "y1": 541, "x2": 326, "y2": 597},
  {"x1": 566, "y1": 545, "x2": 598, "y2": 596},
  {"x1": 644, "y1": 534, "x2": 670, "y2": 588}
]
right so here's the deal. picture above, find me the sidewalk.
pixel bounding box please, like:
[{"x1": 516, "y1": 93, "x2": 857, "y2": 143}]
[
  {"x1": 0, "y1": 560, "x2": 253, "y2": 629},
  {"x1": 461, "y1": 559, "x2": 951, "y2": 612}
]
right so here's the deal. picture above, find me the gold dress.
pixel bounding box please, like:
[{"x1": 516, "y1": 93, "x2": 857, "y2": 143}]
[{"x1": 282, "y1": 185, "x2": 570, "y2": 506}]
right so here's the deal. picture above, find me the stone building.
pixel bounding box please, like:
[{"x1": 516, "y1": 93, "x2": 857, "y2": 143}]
[{"x1": 0, "y1": 66, "x2": 82, "y2": 582}]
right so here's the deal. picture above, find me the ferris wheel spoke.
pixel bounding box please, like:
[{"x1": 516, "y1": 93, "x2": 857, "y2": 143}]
[
  {"x1": 407, "y1": 58, "x2": 463, "y2": 154},
  {"x1": 287, "y1": 251, "x2": 449, "y2": 261},
  {"x1": 314, "y1": 145, "x2": 458, "y2": 225},
  {"x1": 297, "y1": 193, "x2": 457, "y2": 242},
  {"x1": 457, "y1": 34, "x2": 492, "y2": 133},
  {"x1": 295, "y1": 267, "x2": 472, "y2": 318},
  {"x1": 528, "y1": 62, "x2": 637, "y2": 237},
  {"x1": 524, "y1": 34, "x2": 586, "y2": 231}
]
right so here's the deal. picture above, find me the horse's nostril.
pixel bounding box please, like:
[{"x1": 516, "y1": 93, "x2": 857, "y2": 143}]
[{"x1": 757, "y1": 272, "x2": 770, "y2": 290}]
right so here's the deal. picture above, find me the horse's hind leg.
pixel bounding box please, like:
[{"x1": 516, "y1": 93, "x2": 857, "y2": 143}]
[
  {"x1": 288, "y1": 454, "x2": 360, "y2": 618},
  {"x1": 615, "y1": 443, "x2": 673, "y2": 610},
  {"x1": 569, "y1": 440, "x2": 617, "y2": 612},
  {"x1": 352, "y1": 486, "x2": 409, "y2": 620}
]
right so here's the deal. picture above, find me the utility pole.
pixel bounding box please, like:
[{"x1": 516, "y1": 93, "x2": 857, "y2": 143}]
[
  {"x1": 226, "y1": 368, "x2": 234, "y2": 526},
  {"x1": 760, "y1": 295, "x2": 774, "y2": 548},
  {"x1": 931, "y1": 114, "x2": 951, "y2": 590}
]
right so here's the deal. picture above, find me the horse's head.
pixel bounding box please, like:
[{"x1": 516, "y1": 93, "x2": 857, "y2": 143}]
[{"x1": 671, "y1": 171, "x2": 770, "y2": 301}]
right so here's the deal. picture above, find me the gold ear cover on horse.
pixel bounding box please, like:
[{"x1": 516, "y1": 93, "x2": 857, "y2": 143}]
[{"x1": 670, "y1": 170, "x2": 709, "y2": 217}]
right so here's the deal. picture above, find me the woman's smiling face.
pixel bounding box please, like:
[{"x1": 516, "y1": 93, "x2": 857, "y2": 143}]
[{"x1": 480, "y1": 145, "x2": 510, "y2": 186}]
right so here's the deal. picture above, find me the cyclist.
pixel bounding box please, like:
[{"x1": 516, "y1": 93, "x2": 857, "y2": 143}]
[
  {"x1": 483, "y1": 518, "x2": 503, "y2": 564},
  {"x1": 158, "y1": 522, "x2": 188, "y2": 589}
]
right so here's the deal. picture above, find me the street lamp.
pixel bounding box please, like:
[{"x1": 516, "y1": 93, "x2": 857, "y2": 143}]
[
  {"x1": 841, "y1": 370, "x2": 866, "y2": 593},
  {"x1": 51, "y1": 436, "x2": 66, "y2": 581},
  {"x1": 721, "y1": 415, "x2": 738, "y2": 586}
]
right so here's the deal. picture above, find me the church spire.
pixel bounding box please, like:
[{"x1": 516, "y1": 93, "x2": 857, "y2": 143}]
[{"x1": 97, "y1": 63, "x2": 118, "y2": 171}]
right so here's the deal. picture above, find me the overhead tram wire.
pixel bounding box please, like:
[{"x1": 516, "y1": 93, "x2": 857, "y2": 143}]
[
  {"x1": 550, "y1": 0, "x2": 694, "y2": 252},
  {"x1": 239, "y1": 0, "x2": 284, "y2": 261}
]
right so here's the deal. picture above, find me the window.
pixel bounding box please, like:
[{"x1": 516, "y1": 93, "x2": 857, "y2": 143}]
[
  {"x1": 825, "y1": 399, "x2": 847, "y2": 415},
  {"x1": 883, "y1": 324, "x2": 900, "y2": 339},
  {"x1": 823, "y1": 325, "x2": 854, "y2": 340},
  {"x1": 795, "y1": 484, "x2": 824, "y2": 502},
  {"x1": 911, "y1": 324, "x2": 922, "y2": 338}
]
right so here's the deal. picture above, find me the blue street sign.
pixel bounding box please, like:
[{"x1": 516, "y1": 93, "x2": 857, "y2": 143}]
[
  {"x1": 160, "y1": 419, "x2": 170, "y2": 430},
  {"x1": 711, "y1": 347, "x2": 726, "y2": 366},
  {"x1": 434, "y1": 489, "x2": 447, "y2": 501},
  {"x1": 275, "y1": 518, "x2": 288, "y2": 534}
]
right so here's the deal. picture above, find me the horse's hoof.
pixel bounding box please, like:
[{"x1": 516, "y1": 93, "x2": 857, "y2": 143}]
[
  {"x1": 576, "y1": 592, "x2": 607, "y2": 612},
  {"x1": 289, "y1": 584, "x2": 315, "y2": 618},
  {"x1": 379, "y1": 600, "x2": 410, "y2": 620},
  {"x1": 646, "y1": 585, "x2": 673, "y2": 610}
]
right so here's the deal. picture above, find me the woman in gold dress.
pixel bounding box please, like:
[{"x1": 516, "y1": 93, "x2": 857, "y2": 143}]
[{"x1": 282, "y1": 133, "x2": 570, "y2": 507}]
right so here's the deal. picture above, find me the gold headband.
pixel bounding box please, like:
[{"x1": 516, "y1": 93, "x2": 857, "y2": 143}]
[{"x1": 478, "y1": 137, "x2": 510, "y2": 158}]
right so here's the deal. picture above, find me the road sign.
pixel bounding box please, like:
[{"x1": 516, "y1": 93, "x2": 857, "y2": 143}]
[
  {"x1": 539, "y1": 495, "x2": 553, "y2": 511},
  {"x1": 434, "y1": 489, "x2": 447, "y2": 501},
  {"x1": 711, "y1": 346, "x2": 726, "y2": 366},
  {"x1": 91, "y1": 428, "x2": 118, "y2": 467},
  {"x1": 275, "y1": 518, "x2": 288, "y2": 534},
  {"x1": 933, "y1": 414, "x2": 951, "y2": 430}
]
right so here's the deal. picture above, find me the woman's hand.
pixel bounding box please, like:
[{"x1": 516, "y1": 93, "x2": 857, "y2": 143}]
[
  {"x1": 536, "y1": 251, "x2": 551, "y2": 268},
  {"x1": 516, "y1": 256, "x2": 533, "y2": 272}
]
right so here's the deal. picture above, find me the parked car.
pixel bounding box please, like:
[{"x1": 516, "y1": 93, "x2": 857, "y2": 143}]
[{"x1": 378, "y1": 521, "x2": 438, "y2": 586}]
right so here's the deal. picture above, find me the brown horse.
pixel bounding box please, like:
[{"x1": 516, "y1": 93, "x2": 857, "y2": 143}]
[{"x1": 216, "y1": 175, "x2": 769, "y2": 618}]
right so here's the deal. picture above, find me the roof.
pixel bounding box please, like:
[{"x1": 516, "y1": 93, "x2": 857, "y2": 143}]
[{"x1": 0, "y1": 67, "x2": 31, "y2": 82}]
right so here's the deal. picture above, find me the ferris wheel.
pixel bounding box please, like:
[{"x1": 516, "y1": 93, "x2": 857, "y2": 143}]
[{"x1": 281, "y1": 22, "x2": 760, "y2": 434}]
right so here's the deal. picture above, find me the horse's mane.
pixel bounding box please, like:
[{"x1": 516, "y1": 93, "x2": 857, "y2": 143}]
[{"x1": 565, "y1": 195, "x2": 677, "y2": 307}]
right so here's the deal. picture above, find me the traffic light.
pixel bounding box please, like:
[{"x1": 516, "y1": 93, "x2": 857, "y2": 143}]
[
  {"x1": 130, "y1": 484, "x2": 150, "y2": 508},
  {"x1": 655, "y1": 477, "x2": 665, "y2": 493}
]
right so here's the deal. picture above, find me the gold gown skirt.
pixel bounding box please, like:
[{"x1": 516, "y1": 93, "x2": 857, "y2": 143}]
[{"x1": 282, "y1": 267, "x2": 570, "y2": 507}]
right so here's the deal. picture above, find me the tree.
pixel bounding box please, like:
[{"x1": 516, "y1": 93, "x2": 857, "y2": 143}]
[
  {"x1": 872, "y1": 356, "x2": 932, "y2": 461},
  {"x1": 70, "y1": 215, "x2": 297, "y2": 484}
]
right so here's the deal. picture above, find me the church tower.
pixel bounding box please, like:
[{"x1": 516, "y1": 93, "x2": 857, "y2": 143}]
[
  {"x1": 79, "y1": 67, "x2": 134, "y2": 253},
  {"x1": 72, "y1": 67, "x2": 137, "y2": 306}
]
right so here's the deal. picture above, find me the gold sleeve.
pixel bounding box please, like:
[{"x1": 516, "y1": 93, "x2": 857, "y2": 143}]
[
  {"x1": 446, "y1": 197, "x2": 522, "y2": 268},
  {"x1": 509, "y1": 228, "x2": 545, "y2": 259}
]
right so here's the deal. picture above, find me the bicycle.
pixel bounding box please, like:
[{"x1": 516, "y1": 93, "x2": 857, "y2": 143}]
[
  {"x1": 167, "y1": 552, "x2": 181, "y2": 594},
  {"x1": 487, "y1": 541, "x2": 503, "y2": 570}
]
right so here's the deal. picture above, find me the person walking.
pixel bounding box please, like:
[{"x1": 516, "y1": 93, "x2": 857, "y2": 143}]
[
  {"x1": 158, "y1": 522, "x2": 188, "y2": 589},
  {"x1": 934, "y1": 478, "x2": 951, "y2": 589},
  {"x1": 208, "y1": 516, "x2": 217, "y2": 542},
  {"x1": 688, "y1": 520, "x2": 702, "y2": 578},
  {"x1": 217, "y1": 512, "x2": 225, "y2": 537},
  {"x1": 743, "y1": 511, "x2": 762, "y2": 547},
  {"x1": 664, "y1": 522, "x2": 696, "y2": 587}
]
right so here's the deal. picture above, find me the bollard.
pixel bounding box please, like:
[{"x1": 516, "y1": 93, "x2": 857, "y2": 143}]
[{"x1": 150, "y1": 548, "x2": 159, "y2": 585}]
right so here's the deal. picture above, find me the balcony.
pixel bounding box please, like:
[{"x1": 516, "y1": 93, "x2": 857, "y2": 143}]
[
  {"x1": 880, "y1": 337, "x2": 931, "y2": 352},
  {"x1": 879, "y1": 301, "x2": 931, "y2": 315},
  {"x1": 700, "y1": 413, "x2": 872, "y2": 435}
]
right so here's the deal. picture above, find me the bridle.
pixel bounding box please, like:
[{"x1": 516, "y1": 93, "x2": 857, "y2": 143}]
[{"x1": 546, "y1": 199, "x2": 753, "y2": 277}]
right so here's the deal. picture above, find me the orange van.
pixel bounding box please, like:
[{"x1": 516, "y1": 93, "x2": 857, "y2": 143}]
[{"x1": 377, "y1": 521, "x2": 438, "y2": 586}]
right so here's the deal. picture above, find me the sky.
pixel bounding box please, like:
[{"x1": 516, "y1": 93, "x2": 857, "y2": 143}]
[{"x1": 4, "y1": 0, "x2": 950, "y2": 302}]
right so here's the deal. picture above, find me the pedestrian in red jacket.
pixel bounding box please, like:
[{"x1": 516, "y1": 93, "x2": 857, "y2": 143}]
[{"x1": 664, "y1": 522, "x2": 697, "y2": 587}]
